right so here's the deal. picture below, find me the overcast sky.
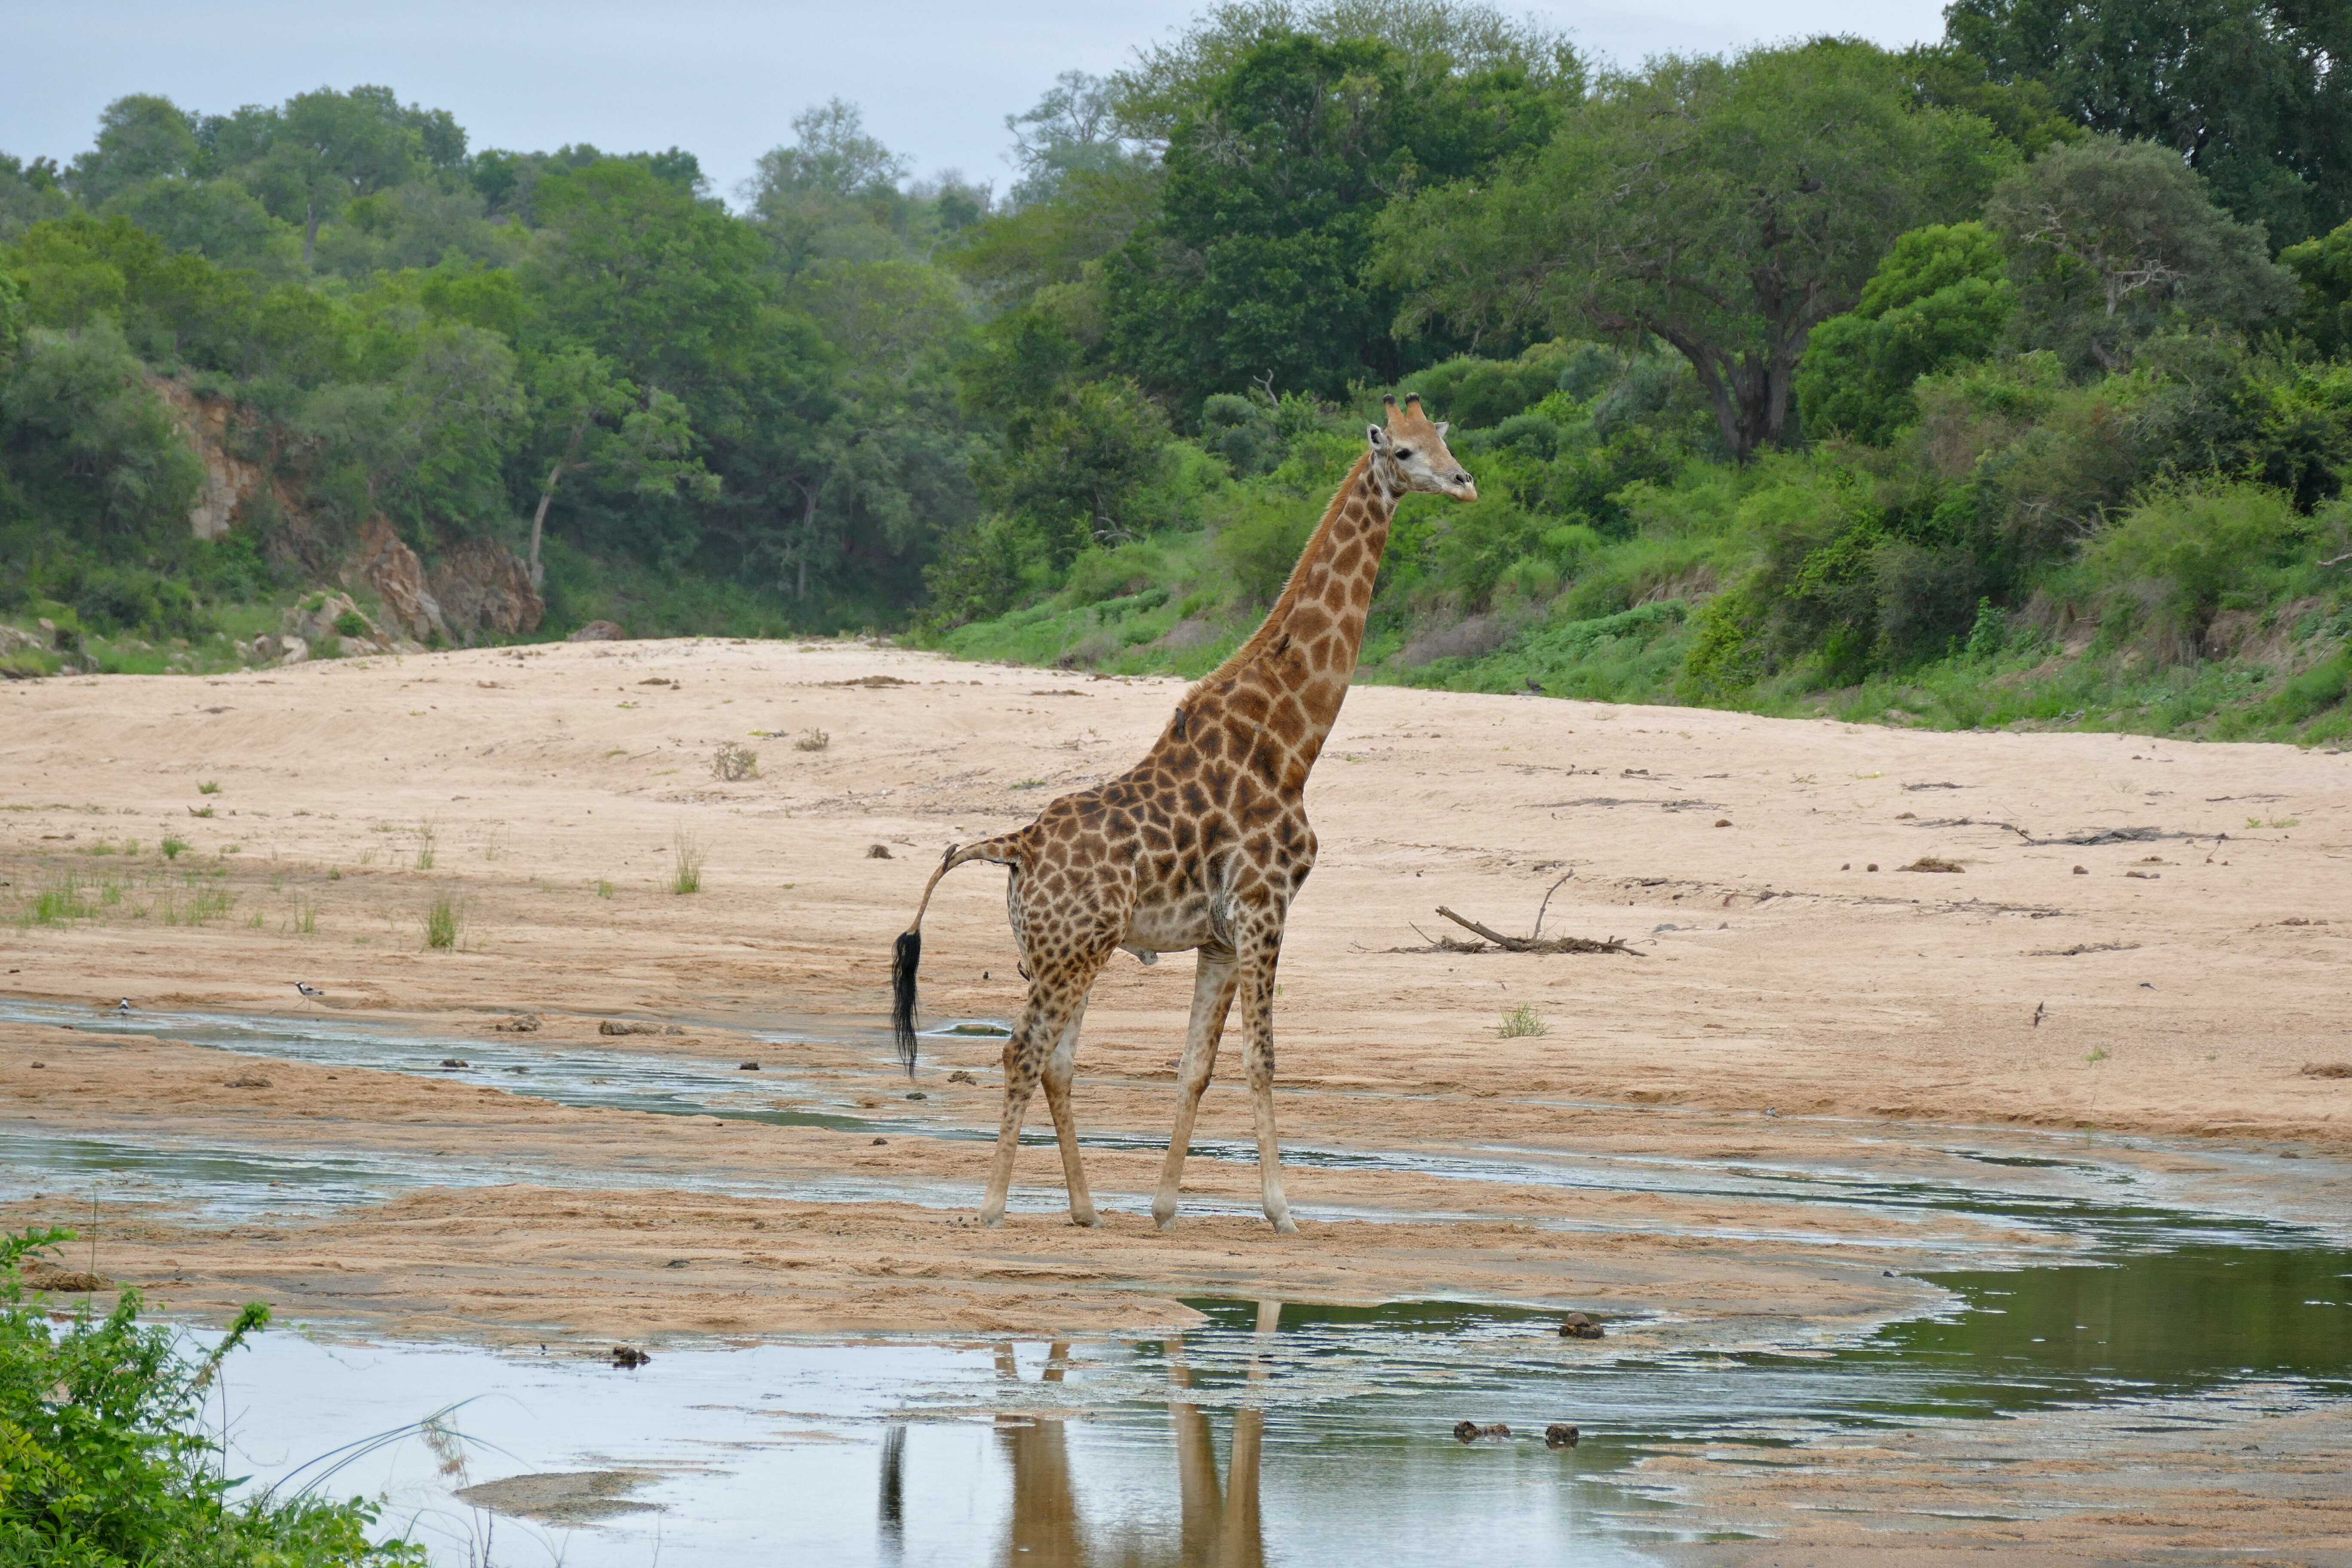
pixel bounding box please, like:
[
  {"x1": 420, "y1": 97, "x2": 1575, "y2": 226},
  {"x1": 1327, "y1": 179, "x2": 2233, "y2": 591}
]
[{"x1": 6, "y1": 0, "x2": 1951, "y2": 203}]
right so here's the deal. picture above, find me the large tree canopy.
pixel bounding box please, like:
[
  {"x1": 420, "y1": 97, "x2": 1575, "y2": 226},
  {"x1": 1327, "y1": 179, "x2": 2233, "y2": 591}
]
[
  {"x1": 1105, "y1": 27, "x2": 1570, "y2": 413},
  {"x1": 1377, "y1": 40, "x2": 2012, "y2": 459},
  {"x1": 1946, "y1": 0, "x2": 2352, "y2": 243}
]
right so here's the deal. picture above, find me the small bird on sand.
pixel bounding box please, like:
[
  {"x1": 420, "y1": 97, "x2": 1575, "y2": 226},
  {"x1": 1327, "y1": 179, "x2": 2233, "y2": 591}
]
[
  {"x1": 116, "y1": 998, "x2": 133, "y2": 1014},
  {"x1": 294, "y1": 982, "x2": 325, "y2": 1001}
]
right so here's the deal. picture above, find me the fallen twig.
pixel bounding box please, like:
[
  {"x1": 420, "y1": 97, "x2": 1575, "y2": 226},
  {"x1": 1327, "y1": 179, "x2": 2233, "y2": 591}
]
[{"x1": 1433, "y1": 906, "x2": 1640, "y2": 956}]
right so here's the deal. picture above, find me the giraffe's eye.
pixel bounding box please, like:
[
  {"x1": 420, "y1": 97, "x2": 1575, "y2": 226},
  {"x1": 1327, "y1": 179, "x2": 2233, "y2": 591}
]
[{"x1": 1393, "y1": 447, "x2": 1414, "y2": 459}]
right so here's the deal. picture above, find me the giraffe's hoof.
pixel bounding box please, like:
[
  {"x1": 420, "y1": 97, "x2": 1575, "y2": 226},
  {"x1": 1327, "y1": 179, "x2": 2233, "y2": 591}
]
[
  {"x1": 1270, "y1": 1216, "x2": 1299, "y2": 1236},
  {"x1": 1153, "y1": 1214, "x2": 1177, "y2": 1234},
  {"x1": 1069, "y1": 1210, "x2": 1099, "y2": 1228},
  {"x1": 977, "y1": 1212, "x2": 1004, "y2": 1228}
]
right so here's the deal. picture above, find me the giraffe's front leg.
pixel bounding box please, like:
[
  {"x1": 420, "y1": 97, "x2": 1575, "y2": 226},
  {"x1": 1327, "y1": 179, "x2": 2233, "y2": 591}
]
[
  {"x1": 1152, "y1": 946, "x2": 1238, "y2": 1231},
  {"x1": 1236, "y1": 925, "x2": 1297, "y2": 1235}
]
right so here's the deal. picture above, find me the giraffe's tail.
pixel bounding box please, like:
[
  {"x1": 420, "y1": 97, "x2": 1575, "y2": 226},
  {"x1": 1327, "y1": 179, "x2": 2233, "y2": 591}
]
[{"x1": 893, "y1": 834, "x2": 1025, "y2": 1075}]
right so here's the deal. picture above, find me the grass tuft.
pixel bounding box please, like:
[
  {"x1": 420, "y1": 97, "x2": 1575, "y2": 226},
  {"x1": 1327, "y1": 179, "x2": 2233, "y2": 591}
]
[
  {"x1": 793, "y1": 729, "x2": 830, "y2": 752},
  {"x1": 423, "y1": 894, "x2": 465, "y2": 951},
  {"x1": 1499, "y1": 1003, "x2": 1550, "y2": 1038},
  {"x1": 671, "y1": 828, "x2": 705, "y2": 894},
  {"x1": 596, "y1": 879, "x2": 615, "y2": 899},
  {"x1": 414, "y1": 819, "x2": 437, "y2": 872},
  {"x1": 713, "y1": 742, "x2": 759, "y2": 781},
  {"x1": 159, "y1": 836, "x2": 187, "y2": 860},
  {"x1": 196, "y1": 780, "x2": 221, "y2": 795}
]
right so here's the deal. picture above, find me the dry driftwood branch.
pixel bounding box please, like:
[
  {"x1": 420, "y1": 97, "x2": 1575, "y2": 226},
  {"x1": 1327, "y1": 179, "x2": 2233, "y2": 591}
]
[
  {"x1": 1434, "y1": 906, "x2": 1640, "y2": 956},
  {"x1": 1531, "y1": 870, "x2": 1575, "y2": 940}
]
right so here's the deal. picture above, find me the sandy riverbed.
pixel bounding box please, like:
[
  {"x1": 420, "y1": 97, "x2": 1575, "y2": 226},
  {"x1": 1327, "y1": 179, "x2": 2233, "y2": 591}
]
[{"x1": 4, "y1": 636, "x2": 2349, "y2": 1558}]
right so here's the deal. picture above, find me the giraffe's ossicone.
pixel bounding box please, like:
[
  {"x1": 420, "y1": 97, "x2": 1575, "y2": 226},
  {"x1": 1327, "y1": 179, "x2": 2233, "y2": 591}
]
[{"x1": 894, "y1": 394, "x2": 1477, "y2": 1232}]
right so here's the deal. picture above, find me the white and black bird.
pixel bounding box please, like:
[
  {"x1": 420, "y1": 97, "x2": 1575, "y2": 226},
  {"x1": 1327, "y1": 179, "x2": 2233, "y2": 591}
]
[
  {"x1": 116, "y1": 998, "x2": 133, "y2": 1014},
  {"x1": 294, "y1": 982, "x2": 325, "y2": 1000}
]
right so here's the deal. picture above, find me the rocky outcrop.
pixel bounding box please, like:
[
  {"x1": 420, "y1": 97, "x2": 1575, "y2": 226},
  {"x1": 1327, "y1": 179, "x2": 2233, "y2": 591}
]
[
  {"x1": 430, "y1": 537, "x2": 543, "y2": 640},
  {"x1": 152, "y1": 380, "x2": 268, "y2": 540},
  {"x1": 345, "y1": 515, "x2": 450, "y2": 643},
  {"x1": 567, "y1": 620, "x2": 626, "y2": 642}
]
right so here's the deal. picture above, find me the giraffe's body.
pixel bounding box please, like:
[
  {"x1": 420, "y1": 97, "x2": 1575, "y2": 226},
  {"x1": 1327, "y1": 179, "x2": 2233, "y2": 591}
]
[{"x1": 894, "y1": 396, "x2": 1475, "y2": 1231}]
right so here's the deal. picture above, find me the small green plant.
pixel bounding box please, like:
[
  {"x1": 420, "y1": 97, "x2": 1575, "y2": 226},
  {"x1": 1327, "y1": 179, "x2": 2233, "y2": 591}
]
[
  {"x1": 1500, "y1": 1004, "x2": 1549, "y2": 1038},
  {"x1": 188, "y1": 804, "x2": 214, "y2": 818},
  {"x1": 671, "y1": 828, "x2": 705, "y2": 894},
  {"x1": 2268, "y1": 817, "x2": 2300, "y2": 828},
  {"x1": 1011, "y1": 777, "x2": 1046, "y2": 790},
  {"x1": 596, "y1": 879, "x2": 615, "y2": 898},
  {"x1": 121, "y1": 838, "x2": 139, "y2": 855},
  {"x1": 327, "y1": 866, "x2": 342, "y2": 880},
  {"x1": 159, "y1": 836, "x2": 187, "y2": 859},
  {"x1": 2086, "y1": 1047, "x2": 2110, "y2": 1063},
  {"x1": 86, "y1": 839, "x2": 116, "y2": 856},
  {"x1": 196, "y1": 780, "x2": 220, "y2": 795},
  {"x1": 713, "y1": 741, "x2": 760, "y2": 781},
  {"x1": 414, "y1": 819, "x2": 437, "y2": 871},
  {"x1": 423, "y1": 894, "x2": 465, "y2": 951},
  {"x1": 794, "y1": 728, "x2": 830, "y2": 752},
  {"x1": 334, "y1": 608, "x2": 369, "y2": 638},
  {"x1": 246, "y1": 910, "x2": 265, "y2": 928},
  {"x1": 20, "y1": 871, "x2": 97, "y2": 928},
  {"x1": 291, "y1": 900, "x2": 318, "y2": 936}
]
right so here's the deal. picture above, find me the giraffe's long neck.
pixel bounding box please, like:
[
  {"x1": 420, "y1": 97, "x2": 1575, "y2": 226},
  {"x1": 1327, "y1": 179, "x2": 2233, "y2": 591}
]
[{"x1": 1193, "y1": 454, "x2": 1398, "y2": 773}]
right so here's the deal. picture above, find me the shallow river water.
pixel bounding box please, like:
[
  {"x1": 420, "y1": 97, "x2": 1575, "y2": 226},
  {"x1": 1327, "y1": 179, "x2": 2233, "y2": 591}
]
[{"x1": 7, "y1": 1000, "x2": 2350, "y2": 1563}]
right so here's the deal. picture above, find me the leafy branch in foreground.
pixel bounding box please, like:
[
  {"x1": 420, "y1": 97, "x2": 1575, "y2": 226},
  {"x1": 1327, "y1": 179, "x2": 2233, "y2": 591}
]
[{"x1": 1, "y1": 1225, "x2": 423, "y2": 1564}]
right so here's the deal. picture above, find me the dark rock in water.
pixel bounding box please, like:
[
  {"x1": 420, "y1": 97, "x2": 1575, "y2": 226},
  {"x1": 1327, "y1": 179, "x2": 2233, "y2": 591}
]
[
  {"x1": 440, "y1": 1058, "x2": 469, "y2": 1068},
  {"x1": 1452, "y1": 1421, "x2": 1511, "y2": 1442},
  {"x1": 906, "y1": 1090, "x2": 927, "y2": 1100},
  {"x1": 739, "y1": 1061, "x2": 760, "y2": 1071},
  {"x1": 1544, "y1": 1423, "x2": 1580, "y2": 1449},
  {"x1": 568, "y1": 620, "x2": 626, "y2": 642},
  {"x1": 948, "y1": 1069, "x2": 978, "y2": 1084},
  {"x1": 1558, "y1": 1313, "x2": 1605, "y2": 1339},
  {"x1": 609, "y1": 1344, "x2": 650, "y2": 1368},
  {"x1": 490, "y1": 1014, "x2": 541, "y2": 1033}
]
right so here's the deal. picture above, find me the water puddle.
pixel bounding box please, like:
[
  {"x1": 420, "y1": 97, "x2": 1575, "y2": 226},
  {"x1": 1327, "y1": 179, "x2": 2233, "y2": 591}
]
[
  {"x1": 9, "y1": 999, "x2": 2333, "y2": 1258},
  {"x1": 203, "y1": 1235, "x2": 2350, "y2": 1567}
]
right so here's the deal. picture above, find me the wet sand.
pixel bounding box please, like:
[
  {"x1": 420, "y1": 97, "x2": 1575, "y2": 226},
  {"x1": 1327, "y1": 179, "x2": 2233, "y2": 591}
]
[{"x1": 5, "y1": 637, "x2": 2350, "y2": 1557}]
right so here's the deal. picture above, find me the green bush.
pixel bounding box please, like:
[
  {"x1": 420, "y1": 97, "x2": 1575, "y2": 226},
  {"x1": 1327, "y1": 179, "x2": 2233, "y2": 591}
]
[
  {"x1": 0, "y1": 1226, "x2": 420, "y2": 1565},
  {"x1": 2086, "y1": 481, "x2": 2306, "y2": 638}
]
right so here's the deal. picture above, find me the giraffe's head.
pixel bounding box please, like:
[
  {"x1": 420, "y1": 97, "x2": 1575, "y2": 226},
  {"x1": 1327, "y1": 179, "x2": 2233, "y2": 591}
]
[{"x1": 1369, "y1": 393, "x2": 1476, "y2": 502}]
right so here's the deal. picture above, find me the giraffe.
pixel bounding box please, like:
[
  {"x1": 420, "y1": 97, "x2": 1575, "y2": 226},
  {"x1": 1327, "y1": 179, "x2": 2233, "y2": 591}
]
[{"x1": 893, "y1": 393, "x2": 1476, "y2": 1233}]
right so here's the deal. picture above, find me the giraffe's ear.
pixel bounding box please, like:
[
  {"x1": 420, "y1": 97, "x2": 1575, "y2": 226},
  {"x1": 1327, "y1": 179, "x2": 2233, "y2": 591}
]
[
  {"x1": 1435, "y1": 421, "x2": 1450, "y2": 438},
  {"x1": 1367, "y1": 423, "x2": 1392, "y2": 450}
]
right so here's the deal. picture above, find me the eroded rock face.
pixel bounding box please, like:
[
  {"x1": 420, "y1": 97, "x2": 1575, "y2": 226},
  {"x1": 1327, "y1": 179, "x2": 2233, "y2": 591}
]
[
  {"x1": 430, "y1": 537, "x2": 543, "y2": 640},
  {"x1": 346, "y1": 515, "x2": 450, "y2": 643},
  {"x1": 568, "y1": 620, "x2": 626, "y2": 642},
  {"x1": 152, "y1": 380, "x2": 265, "y2": 541}
]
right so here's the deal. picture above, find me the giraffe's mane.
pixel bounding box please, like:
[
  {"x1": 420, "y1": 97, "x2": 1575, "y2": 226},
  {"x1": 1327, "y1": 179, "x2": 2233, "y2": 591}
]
[{"x1": 1191, "y1": 453, "x2": 1377, "y2": 694}]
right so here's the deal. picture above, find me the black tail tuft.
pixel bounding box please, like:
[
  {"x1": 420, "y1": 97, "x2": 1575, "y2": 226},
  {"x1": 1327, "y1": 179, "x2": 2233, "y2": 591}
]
[{"x1": 891, "y1": 929, "x2": 922, "y2": 1077}]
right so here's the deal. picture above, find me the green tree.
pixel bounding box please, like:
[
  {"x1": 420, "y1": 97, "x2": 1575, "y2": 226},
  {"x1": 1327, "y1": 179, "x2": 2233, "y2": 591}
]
[
  {"x1": 1381, "y1": 41, "x2": 2009, "y2": 460},
  {"x1": 1107, "y1": 29, "x2": 1568, "y2": 413},
  {"x1": 1946, "y1": 0, "x2": 2352, "y2": 243},
  {"x1": 983, "y1": 377, "x2": 1172, "y2": 566},
  {"x1": 225, "y1": 87, "x2": 428, "y2": 266},
  {"x1": 522, "y1": 346, "x2": 714, "y2": 587},
  {"x1": 525, "y1": 159, "x2": 764, "y2": 401},
  {"x1": 1986, "y1": 136, "x2": 2298, "y2": 374},
  {"x1": 2282, "y1": 215, "x2": 2352, "y2": 355},
  {"x1": 64, "y1": 95, "x2": 202, "y2": 206},
  {"x1": 1796, "y1": 223, "x2": 2017, "y2": 441},
  {"x1": 741, "y1": 99, "x2": 915, "y2": 282},
  {"x1": 0, "y1": 155, "x2": 71, "y2": 244}
]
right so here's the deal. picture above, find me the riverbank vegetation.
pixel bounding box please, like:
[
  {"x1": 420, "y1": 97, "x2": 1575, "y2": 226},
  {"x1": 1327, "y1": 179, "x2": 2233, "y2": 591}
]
[{"x1": 7, "y1": 0, "x2": 2352, "y2": 741}]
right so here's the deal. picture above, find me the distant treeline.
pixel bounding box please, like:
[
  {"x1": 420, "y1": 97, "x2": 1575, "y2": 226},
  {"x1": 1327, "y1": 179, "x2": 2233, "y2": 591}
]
[{"x1": 8, "y1": 0, "x2": 2352, "y2": 740}]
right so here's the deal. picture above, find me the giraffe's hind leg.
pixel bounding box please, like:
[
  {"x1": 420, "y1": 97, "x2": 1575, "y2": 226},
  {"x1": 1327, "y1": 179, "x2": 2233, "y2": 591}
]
[
  {"x1": 979, "y1": 964, "x2": 1103, "y2": 1226},
  {"x1": 1041, "y1": 1001, "x2": 1097, "y2": 1226}
]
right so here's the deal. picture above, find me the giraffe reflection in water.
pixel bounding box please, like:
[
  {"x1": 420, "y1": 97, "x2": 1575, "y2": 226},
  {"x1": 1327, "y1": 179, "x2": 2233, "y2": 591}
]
[{"x1": 878, "y1": 1301, "x2": 1279, "y2": 1567}]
